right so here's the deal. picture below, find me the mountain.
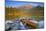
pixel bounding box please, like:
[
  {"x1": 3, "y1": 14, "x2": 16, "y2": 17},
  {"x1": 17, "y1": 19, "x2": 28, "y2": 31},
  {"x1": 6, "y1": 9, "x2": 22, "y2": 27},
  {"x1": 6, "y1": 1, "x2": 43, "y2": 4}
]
[{"x1": 16, "y1": 4, "x2": 32, "y2": 9}]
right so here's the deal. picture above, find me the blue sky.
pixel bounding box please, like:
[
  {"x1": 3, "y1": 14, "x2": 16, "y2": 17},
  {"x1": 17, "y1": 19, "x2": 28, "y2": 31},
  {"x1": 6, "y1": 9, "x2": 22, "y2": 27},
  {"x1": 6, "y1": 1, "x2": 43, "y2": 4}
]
[{"x1": 5, "y1": 0, "x2": 44, "y2": 7}]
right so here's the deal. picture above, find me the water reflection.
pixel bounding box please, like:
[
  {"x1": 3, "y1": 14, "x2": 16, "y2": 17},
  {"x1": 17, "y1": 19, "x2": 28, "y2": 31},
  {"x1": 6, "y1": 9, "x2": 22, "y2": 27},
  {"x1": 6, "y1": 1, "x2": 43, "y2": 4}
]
[{"x1": 5, "y1": 18, "x2": 44, "y2": 31}]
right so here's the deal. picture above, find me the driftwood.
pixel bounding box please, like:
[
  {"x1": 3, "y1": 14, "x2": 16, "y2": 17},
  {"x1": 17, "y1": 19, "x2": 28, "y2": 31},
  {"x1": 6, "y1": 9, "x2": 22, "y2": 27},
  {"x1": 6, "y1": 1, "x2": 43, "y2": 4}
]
[{"x1": 22, "y1": 20, "x2": 38, "y2": 29}]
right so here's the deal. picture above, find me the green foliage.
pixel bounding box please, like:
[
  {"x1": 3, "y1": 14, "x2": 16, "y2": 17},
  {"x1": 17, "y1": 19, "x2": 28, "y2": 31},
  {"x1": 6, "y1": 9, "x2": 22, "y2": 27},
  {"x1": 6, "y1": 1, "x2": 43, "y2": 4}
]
[
  {"x1": 5, "y1": 7, "x2": 17, "y2": 20},
  {"x1": 5, "y1": 6, "x2": 44, "y2": 20}
]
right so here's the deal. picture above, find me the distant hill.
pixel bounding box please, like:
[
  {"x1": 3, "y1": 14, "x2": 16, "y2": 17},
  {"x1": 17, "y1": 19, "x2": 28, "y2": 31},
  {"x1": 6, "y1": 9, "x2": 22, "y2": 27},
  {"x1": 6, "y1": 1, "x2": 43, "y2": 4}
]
[{"x1": 16, "y1": 4, "x2": 32, "y2": 9}]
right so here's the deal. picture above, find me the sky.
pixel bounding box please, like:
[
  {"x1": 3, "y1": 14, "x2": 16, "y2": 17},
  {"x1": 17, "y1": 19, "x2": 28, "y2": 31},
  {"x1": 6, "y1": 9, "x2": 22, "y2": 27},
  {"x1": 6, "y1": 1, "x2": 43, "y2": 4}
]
[{"x1": 5, "y1": 0, "x2": 44, "y2": 7}]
